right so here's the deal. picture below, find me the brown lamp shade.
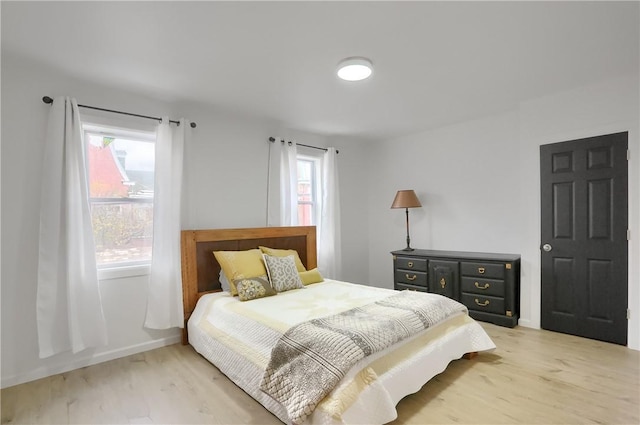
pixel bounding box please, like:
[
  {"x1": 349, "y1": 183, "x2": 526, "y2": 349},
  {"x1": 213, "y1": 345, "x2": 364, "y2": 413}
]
[{"x1": 391, "y1": 190, "x2": 422, "y2": 209}]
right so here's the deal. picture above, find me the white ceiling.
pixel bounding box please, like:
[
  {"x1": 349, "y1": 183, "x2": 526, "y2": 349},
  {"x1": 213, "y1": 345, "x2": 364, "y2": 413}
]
[{"x1": 2, "y1": 1, "x2": 638, "y2": 141}]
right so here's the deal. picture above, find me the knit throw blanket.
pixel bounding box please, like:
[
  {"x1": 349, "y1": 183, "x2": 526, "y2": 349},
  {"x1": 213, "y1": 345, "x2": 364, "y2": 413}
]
[{"x1": 259, "y1": 290, "x2": 467, "y2": 424}]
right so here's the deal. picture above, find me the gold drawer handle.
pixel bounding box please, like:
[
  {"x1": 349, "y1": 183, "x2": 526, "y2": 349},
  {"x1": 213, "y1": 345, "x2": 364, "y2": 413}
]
[
  {"x1": 407, "y1": 261, "x2": 414, "y2": 268},
  {"x1": 478, "y1": 267, "x2": 485, "y2": 274},
  {"x1": 474, "y1": 281, "x2": 490, "y2": 290},
  {"x1": 475, "y1": 298, "x2": 490, "y2": 307},
  {"x1": 406, "y1": 274, "x2": 417, "y2": 281},
  {"x1": 440, "y1": 277, "x2": 446, "y2": 288}
]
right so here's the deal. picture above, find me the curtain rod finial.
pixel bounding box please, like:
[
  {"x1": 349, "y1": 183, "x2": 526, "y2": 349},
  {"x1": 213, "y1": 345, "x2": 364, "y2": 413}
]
[
  {"x1": 190, "y1": 122, "x2": 197, "y2": 128},
  {"x1": 42, "y1": 96, "x2": 54, "y2": 105},
  {"x1": 268, "y1": 136, "x2": 275, "y2": 142}
]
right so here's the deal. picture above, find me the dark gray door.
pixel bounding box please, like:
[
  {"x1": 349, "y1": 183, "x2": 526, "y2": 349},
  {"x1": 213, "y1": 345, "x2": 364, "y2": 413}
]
[{"x1": 540, "y1": 132, "x2": 628, "y2": 345}]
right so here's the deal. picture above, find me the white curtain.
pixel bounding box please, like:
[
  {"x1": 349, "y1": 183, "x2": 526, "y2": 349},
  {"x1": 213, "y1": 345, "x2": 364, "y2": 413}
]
[
  {"x1": 280, "y1": 141, "x2": 299, "y2": 226},
  {"x1": 144, "y1": 118, "x2": 188, "y2": 329},
  {"x1": 37, "y1": 96, "x2": 108, "y2": 358},
  {"x1": 267, "y1": 139, "x2": 298, "y2": 226},
  {"x1": 318, "y1": 147, "x2": 342, "y2": 279}
]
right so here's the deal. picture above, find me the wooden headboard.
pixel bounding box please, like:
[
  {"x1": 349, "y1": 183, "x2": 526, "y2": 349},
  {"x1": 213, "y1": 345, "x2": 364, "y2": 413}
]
[{"x1": 181, "y1": 226, "x2": 317, "y2": 343}]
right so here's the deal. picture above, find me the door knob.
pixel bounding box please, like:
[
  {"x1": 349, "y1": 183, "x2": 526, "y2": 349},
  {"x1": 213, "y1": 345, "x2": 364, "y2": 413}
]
[{"x1": 542, "y1": 243, "x2": 552, "y2": 252}]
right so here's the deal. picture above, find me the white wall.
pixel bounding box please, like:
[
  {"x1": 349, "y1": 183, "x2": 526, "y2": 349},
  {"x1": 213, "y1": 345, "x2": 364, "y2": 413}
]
[
  {"x1": 3, "y1": 53, "x2": 637, "y2": 390},
  {"x1": 0, "y1": 52, "x2": 370, "y2": 387},
  {"x1": 367, "y1": 74, "x2": 639, "y2": 349},
  {"x1": 518, "y1": 75, "x2": 640, "y2": 349},
  {"x1": 366, "y1": 111, "x2": 523, "y2": 283}
]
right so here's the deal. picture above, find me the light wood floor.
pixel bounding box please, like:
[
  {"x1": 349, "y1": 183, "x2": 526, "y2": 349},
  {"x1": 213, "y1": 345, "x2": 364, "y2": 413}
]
[{"x1": 2, "y1": 323, "x2": 639, "y2": 424}]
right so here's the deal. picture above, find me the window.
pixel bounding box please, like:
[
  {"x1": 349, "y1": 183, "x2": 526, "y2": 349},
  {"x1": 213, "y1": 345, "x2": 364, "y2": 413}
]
[
  {"x1": 84, "y1": 124, "x2": 156, "y2": 268},
  {"x1": 297, "y1": 154, "x2": 321, "y2": 226}
]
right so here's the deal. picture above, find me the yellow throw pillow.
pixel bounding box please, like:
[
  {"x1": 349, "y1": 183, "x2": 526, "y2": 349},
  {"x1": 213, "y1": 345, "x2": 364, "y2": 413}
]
[
  {"x1": 259, "y1": 246, "x2": 306, "y2": 272},
  {"x1": 213, "y1": 249, "x2": 268, "y2": 296},
  {"x1": 299, "y1": 268, "x2": 324, "y2": 285}
]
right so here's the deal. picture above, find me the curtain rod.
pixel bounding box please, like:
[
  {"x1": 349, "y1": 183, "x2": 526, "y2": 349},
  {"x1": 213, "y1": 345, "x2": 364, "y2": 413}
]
[
  {"x1": 42, "y1": 96, "x2": 197, "y2": 128},
  {"x1": 268, "y1": 136, "x2": 338, "y2": 154}
]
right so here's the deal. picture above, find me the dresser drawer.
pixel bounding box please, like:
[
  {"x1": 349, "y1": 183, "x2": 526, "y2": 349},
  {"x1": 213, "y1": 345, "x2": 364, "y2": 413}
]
[
  {"x1": 428, "y1": 260, "x2": 459, "y2": 299},
  {"x1": 460, "y1": 276, "x2": 505, "y2": 297},
  {"x1": 461, "y1": 293, "x2": 505, "y2": 315},
  {"x1": 395, "y1": 283, "x2": 428, "y2": 293},
  {"x1": 394, "y1": 257, "x2": 427, "y2": 272},
  {"x1": 395, "y1": 270, "x2": 427, "y2": 287},
  {"x1": 460, "y1": 261, "x2": 505, "y2": 279}
]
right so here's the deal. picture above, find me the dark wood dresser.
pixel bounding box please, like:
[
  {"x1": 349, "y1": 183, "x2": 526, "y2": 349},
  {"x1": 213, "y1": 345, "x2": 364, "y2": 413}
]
[{"x1": 392, "y1": 249, "x2": 520, "y2": 327}]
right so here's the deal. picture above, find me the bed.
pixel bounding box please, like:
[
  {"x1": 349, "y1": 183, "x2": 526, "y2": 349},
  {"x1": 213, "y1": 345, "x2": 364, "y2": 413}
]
[{"x1": 182, "y1": 226, "x2": 496, "y2": 425}]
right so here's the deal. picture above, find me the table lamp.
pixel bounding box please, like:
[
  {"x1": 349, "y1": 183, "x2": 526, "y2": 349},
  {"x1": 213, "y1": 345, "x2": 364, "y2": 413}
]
[{"x1": 391, "y1": 190, "x2": 422, "y2": 251}]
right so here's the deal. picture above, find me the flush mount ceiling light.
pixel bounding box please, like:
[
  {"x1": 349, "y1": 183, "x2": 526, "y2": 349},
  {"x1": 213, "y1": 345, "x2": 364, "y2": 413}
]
[{"x1": 337, "y1": 57, "x2": 373, "y2": 81}]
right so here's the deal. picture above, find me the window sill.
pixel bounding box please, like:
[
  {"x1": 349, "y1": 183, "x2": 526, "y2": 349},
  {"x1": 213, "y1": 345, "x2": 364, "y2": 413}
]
[{"x1": 98, "y1": 264, "x2": 150, "y2": 281}]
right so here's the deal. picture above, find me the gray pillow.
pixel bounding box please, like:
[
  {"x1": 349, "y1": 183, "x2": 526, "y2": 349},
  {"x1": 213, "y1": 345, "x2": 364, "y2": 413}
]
[{"x1": 263, "y1": 254, "x2": 304, "y2": 292}]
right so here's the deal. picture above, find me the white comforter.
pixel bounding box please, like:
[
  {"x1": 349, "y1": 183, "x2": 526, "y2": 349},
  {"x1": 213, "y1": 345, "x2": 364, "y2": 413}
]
[{"x1": 188, "y1": 280, "x2": 495, "y2": 425}]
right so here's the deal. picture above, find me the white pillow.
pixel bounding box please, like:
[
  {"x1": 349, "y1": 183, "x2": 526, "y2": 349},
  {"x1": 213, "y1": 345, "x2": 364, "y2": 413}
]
[{"x1": 219, "y1": 270, "x2": 231, "y2": 293}]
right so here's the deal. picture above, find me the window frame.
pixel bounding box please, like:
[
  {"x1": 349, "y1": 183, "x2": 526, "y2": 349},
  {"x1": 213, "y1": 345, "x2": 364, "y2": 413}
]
[
  {"x1": 82, "y1": 118, "x2": 157, "y2": 279},
  {"x1": 296, "y1": 149, "x2": 323, "y2": 226}
]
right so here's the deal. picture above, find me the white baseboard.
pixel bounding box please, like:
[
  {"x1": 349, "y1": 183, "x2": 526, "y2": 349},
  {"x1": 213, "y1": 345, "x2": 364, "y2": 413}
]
[
  {"x1": 517, "y1": 318, "x2": 534, "y2": 328},
  {"x1": 1, "y1": 335, "x2": 181, "y2": 389}
]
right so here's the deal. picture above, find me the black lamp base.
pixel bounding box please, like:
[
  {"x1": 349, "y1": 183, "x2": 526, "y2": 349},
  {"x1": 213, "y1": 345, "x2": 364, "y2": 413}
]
[{"x1": 403, "y1": 230, "x2": 414, "y2": 251}]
